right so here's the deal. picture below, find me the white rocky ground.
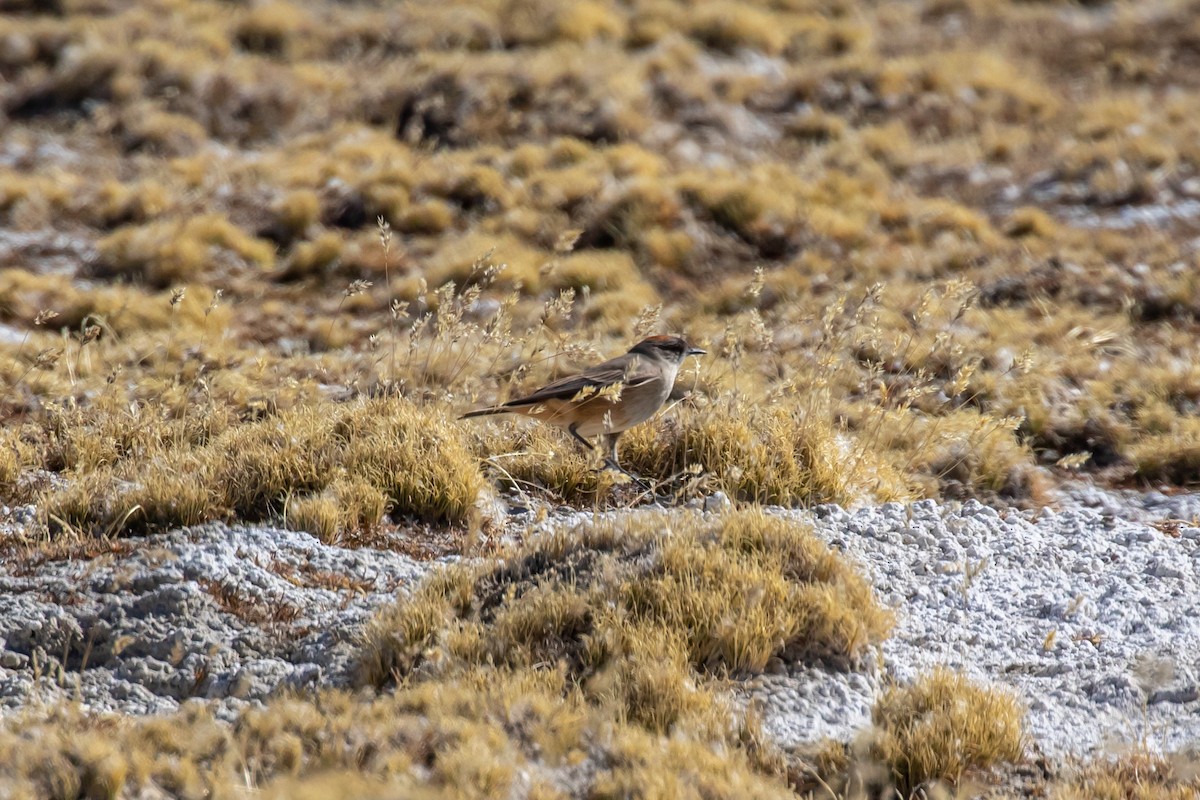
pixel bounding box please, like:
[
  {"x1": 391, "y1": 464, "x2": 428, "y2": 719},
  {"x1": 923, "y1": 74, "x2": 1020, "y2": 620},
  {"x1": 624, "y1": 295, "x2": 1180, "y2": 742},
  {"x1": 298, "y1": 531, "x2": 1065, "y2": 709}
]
[
  {"x1": 1, "y1": 485, "x2": 1198, "y2": 759},
  {"x1": 752, "y1": 493, "x2": 1200, "y2": 757},
  {"x1": 0, "y1": 523, "x2": 431, "y2": 720}
]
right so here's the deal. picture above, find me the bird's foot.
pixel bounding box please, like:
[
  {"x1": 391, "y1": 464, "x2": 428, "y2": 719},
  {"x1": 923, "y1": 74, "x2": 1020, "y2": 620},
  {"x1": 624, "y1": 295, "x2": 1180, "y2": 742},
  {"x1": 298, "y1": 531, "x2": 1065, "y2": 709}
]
[{"x1": 601, "y1": 459, "x2": 653, "y2": 492}]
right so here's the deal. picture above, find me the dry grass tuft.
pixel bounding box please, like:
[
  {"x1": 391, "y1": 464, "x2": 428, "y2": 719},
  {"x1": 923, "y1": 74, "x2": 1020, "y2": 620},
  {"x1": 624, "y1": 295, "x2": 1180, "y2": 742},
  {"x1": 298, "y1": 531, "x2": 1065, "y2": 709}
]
[
  {"x1": 1127, "y1": 418, "x2": 1200, "y2": 486},
  {"x1": 875, "y1": 409, "x2": 1046, "y2": 504},
  {"x1": 28, "y1": 396, "x2": 486, "y2": 537},
  {"x1": 358, "y1": 509, "x2": 892, "y2": 702},
  {"x1": 623, "y1": 401, "x2": 913, "y2": 506},
  {"x1": 868, "y1": 667, "x2": 1026, "y2": 796},
  {"x1": 338, "y1": 397, "x2": 487, "y2": 525},
  {"x1": 93, "y1": 215, "x2": 277, "y2": 288},
  {"x1": 0, "y1": 671, "x2": 796, "y2": 799},
  {"x1": 1051, "y1": 749, "x2": 1200, "y2": 800},
  {"x1": 469, "y1": 422, "x2": 615, "y2": 503},
  {"x1": 792, "y1": 668, "x2": 1026, "y2": 798},
  {"x1": 283, "y1": 491, "x2": 340, "y2": 542}
]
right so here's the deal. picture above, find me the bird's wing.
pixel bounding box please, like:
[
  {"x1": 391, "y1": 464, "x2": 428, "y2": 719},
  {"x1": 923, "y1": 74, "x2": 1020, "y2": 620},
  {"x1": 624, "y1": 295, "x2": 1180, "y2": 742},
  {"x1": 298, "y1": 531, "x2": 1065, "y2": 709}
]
[{"x1": 503, "y1": 355, "x2": 659, "y2": 407}]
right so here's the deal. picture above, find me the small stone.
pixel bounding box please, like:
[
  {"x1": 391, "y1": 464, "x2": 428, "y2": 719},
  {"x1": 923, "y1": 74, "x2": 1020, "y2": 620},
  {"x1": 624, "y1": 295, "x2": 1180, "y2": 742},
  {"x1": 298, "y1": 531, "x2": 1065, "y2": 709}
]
[
  {"x1": 704, "y1": 492, "x2": 732, "y2": 513},
  {"x1": 0, "y1": 651, "x2": 27, "y2": 669}
]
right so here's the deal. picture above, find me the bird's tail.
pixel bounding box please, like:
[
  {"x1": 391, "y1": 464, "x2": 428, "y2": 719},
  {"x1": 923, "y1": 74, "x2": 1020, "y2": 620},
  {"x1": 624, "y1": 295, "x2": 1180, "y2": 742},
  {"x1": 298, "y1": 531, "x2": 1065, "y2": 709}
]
[{"x1": 459, "y1": 406, "x2": 509, "y2": 420}]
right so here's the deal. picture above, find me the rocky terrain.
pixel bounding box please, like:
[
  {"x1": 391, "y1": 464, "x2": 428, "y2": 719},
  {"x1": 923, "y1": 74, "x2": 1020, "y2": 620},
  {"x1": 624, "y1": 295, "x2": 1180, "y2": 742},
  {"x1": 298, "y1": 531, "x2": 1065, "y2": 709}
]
[
  {"x1": 4, "y1": 486, "x2": 1197, "y2": 762},
  {"x1": 0, "y1": 522, "x2": 430, "y2": 719}
]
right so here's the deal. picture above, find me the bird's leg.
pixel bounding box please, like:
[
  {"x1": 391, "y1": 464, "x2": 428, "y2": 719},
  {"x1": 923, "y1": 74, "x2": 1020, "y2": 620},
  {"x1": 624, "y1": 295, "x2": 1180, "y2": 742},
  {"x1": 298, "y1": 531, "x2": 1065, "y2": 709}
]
[
  {"x1": 601, "y1": 433, "x2": 652, "y2": 491},
  {"x1": 567, "y1": 423, "x2": 596, "y2": 454},
  {"x1": 603, "y1": 432, "x2": 620, "y2": 467},
  {"x1": 568, "y1": 426, "x2": 651, "y2": 491}
]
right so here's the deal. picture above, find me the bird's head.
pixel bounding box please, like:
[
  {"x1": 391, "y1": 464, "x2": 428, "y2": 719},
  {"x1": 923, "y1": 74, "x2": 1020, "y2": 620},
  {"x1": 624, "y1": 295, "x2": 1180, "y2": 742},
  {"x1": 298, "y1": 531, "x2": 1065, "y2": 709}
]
[{"x1": 628, "y1": 335, "x2": 706, "y2": 365}]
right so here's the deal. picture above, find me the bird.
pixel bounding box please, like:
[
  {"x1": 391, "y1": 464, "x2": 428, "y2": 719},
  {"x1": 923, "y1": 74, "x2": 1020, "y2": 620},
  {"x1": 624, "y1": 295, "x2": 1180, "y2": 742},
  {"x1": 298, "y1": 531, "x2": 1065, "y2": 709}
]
[{"x1": 460, "y1": 335, "x2": 706, "y2": 477}]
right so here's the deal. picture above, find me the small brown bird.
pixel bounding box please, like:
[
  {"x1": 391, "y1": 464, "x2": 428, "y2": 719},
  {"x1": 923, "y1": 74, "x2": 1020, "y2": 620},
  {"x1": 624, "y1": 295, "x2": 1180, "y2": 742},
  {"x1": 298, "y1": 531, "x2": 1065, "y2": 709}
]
[{"x1": 460, "y1": 335, "x2": 705, "y2": 474}]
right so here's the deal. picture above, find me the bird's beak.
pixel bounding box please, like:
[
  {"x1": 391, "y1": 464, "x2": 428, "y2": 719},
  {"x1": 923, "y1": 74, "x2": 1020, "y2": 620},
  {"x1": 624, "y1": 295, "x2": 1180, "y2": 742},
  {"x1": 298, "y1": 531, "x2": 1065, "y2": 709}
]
[{"x1": 687, "y1": 347, "x2": 706, "y2": 356}]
